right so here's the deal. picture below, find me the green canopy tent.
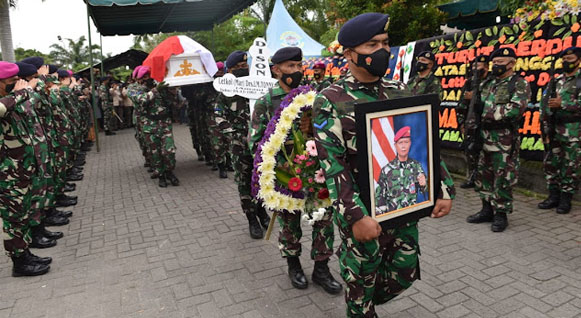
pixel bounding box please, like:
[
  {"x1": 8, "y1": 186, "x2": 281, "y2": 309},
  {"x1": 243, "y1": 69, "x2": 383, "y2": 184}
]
[
  {"x1": 438, "y1": 0, "x2": 509, "y2": 30},
  {"x1": 83, "y1": 0, "x2": 258, "y2": 151}
]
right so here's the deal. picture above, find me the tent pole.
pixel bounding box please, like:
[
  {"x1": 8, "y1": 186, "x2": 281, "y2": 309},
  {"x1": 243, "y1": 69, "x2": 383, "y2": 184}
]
[
  {"x1": 100, "y1": 35, "x2": 105, "y2": 76},
  {"x1": 87, "y1": 4, "x2": 100, "y2": 152}
]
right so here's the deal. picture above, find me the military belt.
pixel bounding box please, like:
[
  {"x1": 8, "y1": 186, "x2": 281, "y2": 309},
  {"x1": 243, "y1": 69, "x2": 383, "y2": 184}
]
[{"x1": 480, "y1": 121, "x2": 513, "y2": 130}]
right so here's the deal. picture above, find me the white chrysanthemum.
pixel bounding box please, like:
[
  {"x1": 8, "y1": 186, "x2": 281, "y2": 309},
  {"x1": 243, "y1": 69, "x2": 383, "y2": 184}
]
[
  {"x1": 264, "y1": 195, "x2": 281, "y2": 209},
  {"x1": 258, "y1": 160, "x2": 274, "y2": 173},
  {"x1": 269, "y1": 133, "x2": 285, "y2": 149},
  {"x1": 305, "y1": 92, "x2": 316, "y2": 105},
  {"x1": 293, "y1": 94, "x2": 308, "y2": 107}
]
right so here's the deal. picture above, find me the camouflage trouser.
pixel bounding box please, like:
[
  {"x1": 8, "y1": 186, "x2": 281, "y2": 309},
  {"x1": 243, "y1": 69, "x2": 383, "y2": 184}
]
[
  {"x1": 136, "y1": 117, "x2": 151, "y2": 164},
  {"x1": 475, "y1": 150, "x2": 519, "y2": 214},
  {"x1": 213, "y1": 127, "x2": 231, "y2": 167},
  {"x1": 144, "y1": 119, "x2": 176, "y2": 175},
  {"x1": 340, "y1": 222, "x2": 419, "y2": 318},
  {"x1": 199, "y1": 107, "x2": 214, "y2": 162},
  {"x1": 103, "y1": 104, "x2": 113, "y2": 131},
  {"x1": 1, "y1": 182, "x2": 34, "y2": 257},
  {"x1": 543, "y1": 123, "x2": 580, "y2": 194},
  {"x1": 277, "y1": 208, "x2": 334, "y2": 261},
  {"x1": 464, "y1": 132, "x2": 480, "y2": 173},
  {"x1": 231, "y1": 134, "x2": 256, "y2": 215}
]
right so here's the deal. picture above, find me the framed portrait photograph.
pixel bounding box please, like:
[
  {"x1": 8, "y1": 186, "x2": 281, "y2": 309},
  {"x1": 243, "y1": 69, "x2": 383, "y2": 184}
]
[{"x1": 355, "y1": 94, "x2": 441, "y2": 230}]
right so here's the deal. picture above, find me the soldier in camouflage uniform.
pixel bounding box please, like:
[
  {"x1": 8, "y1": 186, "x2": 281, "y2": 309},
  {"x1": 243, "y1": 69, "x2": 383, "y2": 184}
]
[
  {"x1": 309, "y1": 62, "x2": 333, "y2": 92},
  {"x1": 407, "y1": 51, "x2": 442, "y2": 99},
  {"x1": 538, "y1": 47, "x2": 581, "y2": 214},
  {"x1": 467, "y1": 47, "x2": 530, "y2": 232},
  {"x1": 375, "y1": 127, "x2": 427, "y2": 214},
  {"x1": 128, "y1": 66, "x2": 151, "y2": 170},
  {"x1": 457, "y1": 55, "x2": 491, "y2": 189},
  {"x1": 312, "y1": 14, "x2": 455, "y2": 317},
  {"x1": 207, "y1": 63, "x2": 229, "y2": 176},
  {"x1": 0, "y1": 62, "x2": 52, "y2": 277},
  {"x1": 215, "y1": 51, "x2": 270, "y2": 239},
  {"x1": 98, "y1": 76, "x2": 115, "y2": 135},
  {"x1": 250, "y1": 47, "x2": 341, "y2": 294}
]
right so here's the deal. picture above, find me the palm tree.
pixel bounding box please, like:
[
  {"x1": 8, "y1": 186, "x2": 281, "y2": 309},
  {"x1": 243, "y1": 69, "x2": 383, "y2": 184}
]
[
  {"x1": 49, "y1": 36, "x2": 101, "y2": 71},
  {"x1": 0, "y1": 0, "x2": 16, "y2": 62}
]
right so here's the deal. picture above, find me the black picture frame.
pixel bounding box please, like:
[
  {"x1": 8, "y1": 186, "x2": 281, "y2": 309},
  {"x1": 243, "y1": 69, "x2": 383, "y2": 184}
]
[{"x1": 355, "y1": 94, "x2": 441, "y2": 231}]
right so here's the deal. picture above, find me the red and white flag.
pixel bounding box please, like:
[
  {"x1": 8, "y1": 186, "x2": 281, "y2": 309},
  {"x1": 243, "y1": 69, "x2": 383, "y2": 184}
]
[{"x1": 370, "y1": 117, "x2": 396, "y2": 187}]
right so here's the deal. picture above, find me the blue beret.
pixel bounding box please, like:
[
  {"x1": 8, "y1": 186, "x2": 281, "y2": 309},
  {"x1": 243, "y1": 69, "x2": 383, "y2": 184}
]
[
  {"x1": 417, "y1": 51, "x2": 435, "y2": 62},
  {"x1": 338, "y1": 13, "x2": 390, "y2": 48},
  {"x1": 16, "y1": 62, "x2": 38, "y2": 78},
  {"x1": 559, "y1": 47, "x2": 581, "y2": 58},
  {"x1": 57, "y1": 69, "x2": 70, "y2": 78},
  {"x1": 48, "y1": 64, "x2": 59, "y2": 74},
  {"x1": 271, "y1": 47, "x2": 303, "y2": 64},
  {"x1": 491, "y1": 47, "x2": 516, "y2": 59},
  {"x1": 226, "y1": 51, "x2": 247, "y2": 69},
  {"x1": 20, "y1": 56, "x2": 44, "y2": 69}
]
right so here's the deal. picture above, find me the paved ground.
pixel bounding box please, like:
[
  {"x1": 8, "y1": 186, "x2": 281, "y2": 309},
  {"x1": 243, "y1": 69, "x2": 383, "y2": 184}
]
[{"x1": 1, "y1": 125, "x2": 580, "y2": 318}]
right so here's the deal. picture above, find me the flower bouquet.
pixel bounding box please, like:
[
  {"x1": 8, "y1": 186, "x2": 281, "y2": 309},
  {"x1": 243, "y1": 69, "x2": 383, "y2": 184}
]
[{"x1": 251, "y1": 85, "x2": 332, "y2": 239}]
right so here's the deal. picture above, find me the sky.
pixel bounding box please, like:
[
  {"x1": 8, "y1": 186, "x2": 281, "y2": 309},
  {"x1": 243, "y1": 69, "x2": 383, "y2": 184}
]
[{"x1": 10, "y1": 0, "x2": 135, "y2": 56}]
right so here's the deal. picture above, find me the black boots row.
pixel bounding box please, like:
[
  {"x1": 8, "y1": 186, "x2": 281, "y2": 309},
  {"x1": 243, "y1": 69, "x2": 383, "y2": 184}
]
[
  {"x1": 538, "y1": 190, "x2": 573, "y2": 214},
  {"x1": 466, "y1": 200, "x2": 508, "y2": 232},
  {"x1": 247, "y1": 208, "x2": 271, "y2": 239},
  {"x1": 158, "y1": 171, "x2": 180, "y2": 188},
  {"x1": 12, "y1": 249, "x2": 52, "y2": 277},
  {"x1": 287, "y1": 257, "x2": 342, "y2": 295}
]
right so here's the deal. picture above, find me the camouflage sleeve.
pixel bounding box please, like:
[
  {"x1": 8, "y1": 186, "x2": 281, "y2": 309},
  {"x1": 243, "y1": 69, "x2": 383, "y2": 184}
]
[
  {"x1": 213, "y1": 95, "x2": 231, "y2": 132},
  {"x1": 313, "y1": 94, "x2": 368, "y2": 227},
  {"x1": 507, "y1": 79, "x2": 531, "y2": 122},
  {"x1": 438, "y1": 159, "x2": 455, "y2": 200},
  {"x1": 456, "y1": 83, "x2": 469, "y2": 127},
  {"x1": 0, "y1": 94, "x2": 18, "y2": 118},
  {"x1": 248, "y1": 95, "x2": 270, "y2": 154},
  {"x1": 559, "y1": 78, "x2": 581, "y2": 112},
  {"x1": 98, "y1": 86, "x2": 106, "y2": 100},
  {"x1": 430, "y1": 76, "x2": 443, "y2": 101},
  {"x1": 539, "y1": 85, "x2": 552, "y2": 136}
]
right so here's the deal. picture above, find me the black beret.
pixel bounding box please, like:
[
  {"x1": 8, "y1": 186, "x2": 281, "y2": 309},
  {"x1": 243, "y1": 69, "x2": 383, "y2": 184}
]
[
  {"x1": 417, "y1": 51, "x2": 435, "y2": 62},
  {"x1": 48, "y1": 64, "x2": 59, "y2": 74},
  {"x1": 559, "y1": 47, "x2": 581, "y2": 58},
  {"x1": 16, "y1": 62, "x2": 38, "y2": 78},
  {"x1": 271, "y1": 47, "x2": 303, "y2": 64},
  {"x1": 475, "y1": 55, "x2": 489, "y2": 63},
  {"x1": 20, "y1": 56, "x2": 44, "y2": 69},
  {"x1": 226, "y1": 51, "x2": 247, "y2": 69},
  {"x1": 57, "y1": 69, "x2": 70, "y2": 78},
  {"x1": 491, "y1": 47, "x2": 516, "y2": 59},
  {"x1": 338, "y1": 13, "x2": 390, "y2": 48}
]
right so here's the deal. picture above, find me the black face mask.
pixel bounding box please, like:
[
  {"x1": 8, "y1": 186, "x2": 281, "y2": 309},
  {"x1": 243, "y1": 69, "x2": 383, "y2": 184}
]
[
  {"x1": 492, "y1": 64, "x2": 509, "y2": 77},
  {"x1": 478, "y1": 68, "x2": 486, "y2": 78},
  {"x1": 563, "y1": 59, "x2": 579, "y2": 73},
  {"x1": 145, "y1": 79, "x2": 155, "y2": 88},
  {"x1": 5, "y1": 83, "x2": 15, "y2": 93},
  {"x1": 416, "y1": 61, "x2": 429, "y2": 72},
  {"x1": 281, "y1": 71, "x2": 303, "y2": 89},
  {"x1": 355, "y1": 48, "x2": 390, "y2": 77},
  {"x1": 314, "y1": 73, "x2": 322, "y2": 80},
  {"x1": 232, "y1": 68, "x2": 249, "y2": 77}
]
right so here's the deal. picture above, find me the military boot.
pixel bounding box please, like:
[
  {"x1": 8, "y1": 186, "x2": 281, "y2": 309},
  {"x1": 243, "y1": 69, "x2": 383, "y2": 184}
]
[
  {"x1": 211, "y1": 164, "x2": 219, "y2": 171},
  {"x1": 63, "y1": 183, "x2": 76, "y2": 192},
  {"x1": 218, "y1": 164, "x2": 228, "y2": 179},
  {"x1": 12, "y1": 253, "x2": 50, "y2": 277},
  {"x1": 460, "y1": 171, "x2": 476, "y2": 189},
  {"x1": 466, "y1": 200, "x2": 493, "y2": 223},
  {"x1": 312, "y1": 259, "x2": 342, "y2": 294},
  {"x1": 166, "y1": 171, "x2": 180, "y2": 186},
  {"x1": 256, "y1": 206, "x2": 271, "y2": 229},
  {"x1": 23, "y1": 249, "x2": 52, "y2": 265},
  {"x1": 556, "y1": 193, "x2": 573, "y2": 214},
  {"x1": 158, "y1": 175, "x2": 168, "y2": 188},
  {"x1": 40, "y1": 221, "x2": 64, "y2": 240},
  {"x1": 491, "y1": 212, "x2": 508, "y2": 232},
  {"x1": 30, "y1": 226, "x2": 57, "y2": 249},
  {"x1": 46, "y1": 207, "x2": 73, "y2": 219},
  {"x1": 538, "y1": 189, "x2": 560, "y2": 209},
  {"x1": 246, "y1": 213, "x2": 263, "y2": 239},
  {"x1": 287, "y1": 256, "x2": 308, "y2": 289}
]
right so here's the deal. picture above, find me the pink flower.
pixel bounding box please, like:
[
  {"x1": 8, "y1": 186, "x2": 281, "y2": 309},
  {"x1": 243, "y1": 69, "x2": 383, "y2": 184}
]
[
  {"x1": 308, "y1": 178, "x2": 314, "y2": 183},
  {"x1": 306, "y1": 161, "x2": 314, "y2": 167},
  {"x1": 306, "y1": 140, "x2": 318, "y2": 156},
  {"x1": 309, "y1": 187, "x2": 315, "y2": 193},
  {"x1": 298, "y1": 154, "x2": 307, "y2": 161},
  {"x1": 315, "y1": 169, "x2": 325, "y2": 184},
  {"x1": 296, "y1": 168, "x2": 302, "y2": 174}
]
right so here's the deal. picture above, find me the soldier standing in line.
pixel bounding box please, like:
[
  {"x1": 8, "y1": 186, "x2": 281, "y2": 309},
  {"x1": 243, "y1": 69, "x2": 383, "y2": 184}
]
[
  {"x1": 310, "y1": 62, "x2": 333, "y2": 92},
  {"x1": 538, "y1": 47, "x2": 581, "y2": 214},
  {"x1": 312, "y1": 13, "x2": 455, "y2": 317},
  {"x1": 128, "y1": 66, "x2": 151, "y2": 170},
  {"x1": 215, "y1": 50, "x2": 270, "y2": 239},
  {"x1": 408, "y1": 51, "x2": 442, "y2": 98},
  {"x1": 98, "y1": 76, "x2": 115, "y2": 136},
  {"x1": 375, "y1": 126, "x2": 427, "y2": 214},
  {"x1": 457, "y1": 55, "x2": 491, "y2": 189},
  {"x1": 208, "y1": 62, "x2": 231, "y2": 178},
  {"x1": 249, "y1": 47, "x2": 342, "y2": 294},
  {"x1": 466, "y1": 47, "x2": 530, "y2": 232}
]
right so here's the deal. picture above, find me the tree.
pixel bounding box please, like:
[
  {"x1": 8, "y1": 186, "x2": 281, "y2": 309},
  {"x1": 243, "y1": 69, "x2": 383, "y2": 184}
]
[
  {"x1": 14, "y1": 47, "x2": 51, "y2": 63},
  {"x1": 49, "y1": 36, "x2": 101, "y2": 71},
  {"x1": 0, "y1": 0, "x2": 16, "y2": 62}
]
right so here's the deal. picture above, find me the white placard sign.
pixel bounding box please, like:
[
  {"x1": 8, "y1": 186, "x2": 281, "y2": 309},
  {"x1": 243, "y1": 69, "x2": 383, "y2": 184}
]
[
  {"x1": 213, "y1": 38, "x2": 278, "y2": 106},
  {"x1": 165, "y1": 53, "x2": 214, "y2": 87}
]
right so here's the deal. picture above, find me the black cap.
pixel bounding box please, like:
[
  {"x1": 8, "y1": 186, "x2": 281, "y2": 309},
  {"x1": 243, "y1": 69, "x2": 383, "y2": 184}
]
[
  {"x1": 20, "y1": 56, "x2": 44, "y2": 69},
  {"x1": 16, "y1": 62, "x2": 38, "y2": 78},
  {"x1": 226, "y1": 51, "x2": 247, "y2": 69},
  {"x1": 338, "y1": 13, "x2": 390, "y2": 48},
  {"x1": 271, "y1": 47, "x2": 303, "y2": 64},
  {"x1": 48, "y1": 64, "x2": 59, "y2": 74},
  {"x1": 559, "y1": 47, "x2": 581, "y2": 58},
  {"x1": 475, "y1": 55, "x2": 489, "y2": 63},
  {"x1": 57, "y1": 69, "x2": 70, "y2": 78},
  {"x1": 491, "y1": 47, "x2": 517, "y2": 59},
  {"x1": 417, "y1": 51, "x2": 435, "y2": 62}
]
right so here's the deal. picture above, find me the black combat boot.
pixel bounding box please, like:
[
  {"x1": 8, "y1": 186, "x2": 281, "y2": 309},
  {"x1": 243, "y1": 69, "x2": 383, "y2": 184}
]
[
  {"x1": 147, "y1": 167, "x2": 154, "y2": 173},
  {"x1": 166, "y1": 171, "x2": 180, "y2": 186},
  {"x1": 460, "y1": 171, "x2": 476, "y2": 189},
  {"x1": 255, "y1": 206, "x2": 271, "y2": 229},
  {"x1": 46, "y1": 207, "x2": 73, "y2": 219},
  {"x1": 58, "y1": 194, "x2": 77, "y2": 201},
  {"x1": 144, "y1": 161, "x2": 150, "y2": 168},
  {"x1": 556, "y1": 193, "x2": 573, "y2": 214},
  {"x1": 538, "y1": 189, "x2": 560, "y2": 209},
  {"x1": 312, "y1": 259, "x2": 342, "y2": 294},
  {"x1": 211, "y1": 164, "x2": 219, "y2": 171},
  {"x1": 30, "y1": 226, "x2": 57, "y2": 249},
  {"x1": 66, "y1": 173, "x2": 83, "y2": 182},
  {"x1": 39, "y1": 220, "x2": 64, "y2": 240},
  {"x1": 466, "y1": 200, "x2": 493, "y2": 223},
  {"x1": 65, "y1": 182, "x2": 76, "y2": 190},
  {"x1": 56, "y1": 195, "x2": 77, "y2": 207},
  {"x1": 491, "y1": 212, "x2": 508, "y2": 232},
  {"x1": 158, "y1": 174, "x2": 168, "y2": 188},
  {"x1": 23, "y1": 249, "x2": 52, "y2": 265},
  {"x1": 246, "y1": 212, "x2": 263, "y2": 239},
  {"x1": 287, "y1": 256, "x2": 308, "y2": 289},
  {"x1": 218, "y1": 164, "x2": 228, "y2": 179},
  {"x1": 12, "y1": 252, "x2": 50, "y2": 277},
  {"x1": 63, "y1": 183, "x2": 76, "y2": 192}
]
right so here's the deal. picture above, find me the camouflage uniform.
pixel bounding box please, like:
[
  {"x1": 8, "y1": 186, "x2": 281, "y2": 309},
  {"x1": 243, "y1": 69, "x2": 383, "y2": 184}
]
[
  {"x1": 407, "y1": 71, "x2": 442, "y2": 99},
  {"x1": 375, "y1": 157, "x2": 426, "y2": 214},
  {"x1": 251, "y1": 84, "x2": 335, "y2": 261},
  {"x1": 211, "y1": 95, "x2": 232, "y2": 168},
  {"x1": 311, "y1": 78, "x2": 334, "y2": 92},
  {"x1": 540, "y1": 70, "x2": 581, "y2": 194},
  {"x1": 98, "y1": 83, "x2": 113, "y2": 132},
  {"x1": 313, "y1": 74, "x2": 456, "y2": 317},
  {"x1": 475, "y1": 74, "x2": 530, "y2": 214},
  {"x1": 127, "y1": 82, "x2": 150, "y2": 164}
]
